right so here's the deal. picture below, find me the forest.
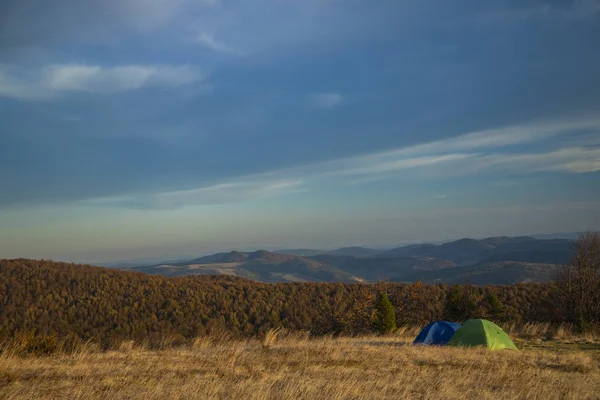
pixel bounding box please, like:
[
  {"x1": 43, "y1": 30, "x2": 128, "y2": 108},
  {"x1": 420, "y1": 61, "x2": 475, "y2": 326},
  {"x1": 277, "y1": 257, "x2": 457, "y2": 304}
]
[{"x1": 0, "y1": 258, "x2": 566, "y2": 350}]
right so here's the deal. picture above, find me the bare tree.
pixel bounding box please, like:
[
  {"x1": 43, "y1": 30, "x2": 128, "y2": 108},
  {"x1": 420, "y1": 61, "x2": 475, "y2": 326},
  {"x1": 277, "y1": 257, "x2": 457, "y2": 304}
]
[{"x1": 555, "y1": 232, "x2": 600, "y2": 330}]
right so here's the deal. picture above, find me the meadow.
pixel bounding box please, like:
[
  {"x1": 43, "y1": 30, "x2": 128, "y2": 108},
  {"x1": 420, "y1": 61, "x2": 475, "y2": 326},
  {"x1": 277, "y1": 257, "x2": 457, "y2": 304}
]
[{"x1": 1, "y1": 326, "x2": 599, "y2": 400}]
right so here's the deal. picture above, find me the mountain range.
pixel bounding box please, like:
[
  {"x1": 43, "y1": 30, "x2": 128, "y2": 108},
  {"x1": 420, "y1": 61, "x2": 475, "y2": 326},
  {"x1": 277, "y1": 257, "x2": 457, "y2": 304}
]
[{"x1": 127, "y1": 236, "x2": 575, "y2": 285}]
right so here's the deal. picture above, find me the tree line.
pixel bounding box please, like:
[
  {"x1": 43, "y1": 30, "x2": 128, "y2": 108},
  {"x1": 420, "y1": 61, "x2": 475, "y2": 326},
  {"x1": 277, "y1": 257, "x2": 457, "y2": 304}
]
[{"x1": 0, "y1": 233, "x2": 598, "y2": 348}]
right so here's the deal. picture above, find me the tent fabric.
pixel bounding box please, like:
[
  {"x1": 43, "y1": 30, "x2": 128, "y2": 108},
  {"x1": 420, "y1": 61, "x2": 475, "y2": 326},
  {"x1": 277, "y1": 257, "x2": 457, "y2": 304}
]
[
  {"x1": 413, "y1": 321, "x2": 462, "y2": 345},
  {"x1": 447, "y1": 319, "x2": 517, "y2": 350}
]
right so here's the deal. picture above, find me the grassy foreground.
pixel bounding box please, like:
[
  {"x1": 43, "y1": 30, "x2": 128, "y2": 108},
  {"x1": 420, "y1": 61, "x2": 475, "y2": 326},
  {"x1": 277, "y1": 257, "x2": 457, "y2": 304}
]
[{"x1": 1, "y1": 334, "x2": 599, "y2": 400}]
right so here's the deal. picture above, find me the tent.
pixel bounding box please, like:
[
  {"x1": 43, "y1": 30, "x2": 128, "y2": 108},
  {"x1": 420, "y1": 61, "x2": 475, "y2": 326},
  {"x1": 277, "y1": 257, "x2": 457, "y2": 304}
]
[
  {"x1": 413, "y1": 321, "x2": 462, "y2": 346},
  {"x1": 447, "y1": 319, "x2": 517, "y2": 350}
]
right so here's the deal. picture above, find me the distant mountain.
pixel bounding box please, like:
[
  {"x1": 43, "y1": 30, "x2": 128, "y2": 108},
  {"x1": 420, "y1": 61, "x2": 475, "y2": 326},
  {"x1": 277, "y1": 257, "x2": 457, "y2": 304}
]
[
  {"x1": 133, "y1": 250, "x2": 358, "y2": 283},
  {"x1": 377, "y1": 236, "x2": 574, "y2": 266},
  {"x1": 188, "y1": 250, "x2": 249, "y2": 264},
  {"x1": 478, "y1": 236, "x2": 537, "y2": 245},
  {"x1": 276, "y1": 249, "x2": 325, "y2": 257},
  {"x1": 308, "y1": 255, "x2": 455, "y2": 282},
  {"x1": 377, "y1": 239, "x2": 491, "y2": 265},
  {"x1": 128, "y1": 237, "x2": 575, "y2": 285},
  {"x1": 377, "y1": 243, "x2": 437, "y2": 258},
  {"x1": 395, "y1": 262, "x2": 560, "y2": 285},
  {"x1": 479, "y1": 250, "x2": 572, "y2": 265},
  {"x1": 246, "y1": 250, "x2": 296, "y2": 263},
  {"x1": 531, "y1": 232, "x2": 585, "y2": 240},
  {"x1": 277, "y1": 246, "x2": 384, "y2": 257},
  {"x1": 322, "y1": 247, "x2": 382, "y2": 257}
]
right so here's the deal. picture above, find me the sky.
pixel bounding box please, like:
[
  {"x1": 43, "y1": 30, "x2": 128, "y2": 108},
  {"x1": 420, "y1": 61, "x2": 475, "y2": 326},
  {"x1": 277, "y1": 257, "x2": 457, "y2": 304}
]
[{"x1": 1, "y1": 0, "x2": 600, "y2": 263}]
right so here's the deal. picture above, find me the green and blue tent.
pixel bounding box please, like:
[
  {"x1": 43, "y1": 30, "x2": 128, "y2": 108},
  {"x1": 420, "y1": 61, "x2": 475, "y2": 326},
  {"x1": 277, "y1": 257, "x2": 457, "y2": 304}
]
[
  {"x1": 413, "y1": 321, "x2": 461, "y2": 346},
  {"x1": 447, "y1": 319, "x2": 517, "y2": 351}
]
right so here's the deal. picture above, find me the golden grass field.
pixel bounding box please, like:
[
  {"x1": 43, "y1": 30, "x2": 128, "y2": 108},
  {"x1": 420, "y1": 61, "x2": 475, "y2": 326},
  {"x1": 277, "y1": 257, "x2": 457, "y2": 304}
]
[{"x1": 1, "y1": 328, "x2": 599, "y2": 400}]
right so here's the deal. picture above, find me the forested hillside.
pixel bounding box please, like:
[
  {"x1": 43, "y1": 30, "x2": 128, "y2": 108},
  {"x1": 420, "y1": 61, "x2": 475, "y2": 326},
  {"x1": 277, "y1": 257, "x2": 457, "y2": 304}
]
[{"x1": 0, "y1": 259, "x2": 561, "y2": 347}]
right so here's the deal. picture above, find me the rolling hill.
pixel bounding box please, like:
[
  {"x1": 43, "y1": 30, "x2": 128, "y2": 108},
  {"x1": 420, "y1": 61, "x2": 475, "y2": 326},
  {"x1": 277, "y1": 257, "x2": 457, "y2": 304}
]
[
  {"x1": 275, "y1": 249, "x2": 326, "y2": 257},
  {"x1": 134, "y1": 250, "x2": 359, "y2": 283},
  {"x1": 277, "y1": 247, "x2": 382, "y2": 257},
  {"x1": 394, "y1": 262, "x2": 561, "y2": 285},
  {"x1": 129, "y1": 236, "x2": 575, "y2": 285}
]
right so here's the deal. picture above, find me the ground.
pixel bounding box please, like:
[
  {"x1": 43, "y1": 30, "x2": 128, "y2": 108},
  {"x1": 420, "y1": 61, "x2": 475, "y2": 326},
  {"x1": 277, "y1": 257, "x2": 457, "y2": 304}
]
[{"x1": 1, "y1": 333, "x2": 599, "y2": 399}]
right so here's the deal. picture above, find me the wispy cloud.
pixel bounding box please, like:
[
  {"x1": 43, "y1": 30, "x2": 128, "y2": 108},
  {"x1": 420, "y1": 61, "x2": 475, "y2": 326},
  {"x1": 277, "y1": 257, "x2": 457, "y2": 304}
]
[
  {"x1": 329, "y1": 154, "x2": 474, "y2": 176},
  {"x1": 274, "y1": 116, "x2": 600, "y2": 181},
  {"x1": 0, "y1": 64, "x2": 205, "y2": 100},
  {"x1": 434, "y1": 194, "x2": 448, "y2": 200},
  {"x1": 283, "y1": 115, "x2": 600, "y2": 180},
  {"x1": 196, "y1": 33, "x2": 236, "y2": 54},
  {"x1": 86, "y1": 115, "x2": 600, "y2": 209},
  {"x1": 457, "y1": 147, "x2": 600, "y2": 175},
  {"x1": 372, "y1": 117, "x2": 600, "y2": 159},
  {"x1": 0, "y1": 70, "x2": 52, "y2": 100},
  {"x1": 90, "y1": 179, "x2": 304, "y2": 209},
  {"x1": 312, "y1": 92, "x2": 342, "y2": 108}
]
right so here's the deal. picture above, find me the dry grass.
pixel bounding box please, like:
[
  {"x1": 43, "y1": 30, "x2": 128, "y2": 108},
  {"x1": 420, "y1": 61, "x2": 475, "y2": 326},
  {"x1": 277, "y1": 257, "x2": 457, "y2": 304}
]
[
  {"x1": 262, "y1": 327, "x2": 286, "y2": 349},
  {"x1": 1, "y1": 332, "x2": 599, "y2": 400},
  {"x1": 502, "y1": 322, "x2": 600, "y2": 344}
]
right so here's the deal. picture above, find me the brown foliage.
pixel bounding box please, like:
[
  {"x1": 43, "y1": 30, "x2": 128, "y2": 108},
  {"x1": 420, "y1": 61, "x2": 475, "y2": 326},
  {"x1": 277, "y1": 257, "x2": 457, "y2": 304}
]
[{"x1": 0, "y1": 258, "x2": 562, "y2": 348}]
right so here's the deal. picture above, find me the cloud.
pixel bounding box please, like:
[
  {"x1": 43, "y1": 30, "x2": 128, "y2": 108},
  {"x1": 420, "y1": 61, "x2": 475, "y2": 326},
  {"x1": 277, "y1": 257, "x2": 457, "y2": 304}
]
[
  {"x1": 43, "y1": 64, "x2": 202, "y2": 92},
  {"x1": 312, "y1": 92, "x2": 342, "y2": 108},
  {"x1": 1, "y1": 0, "x2": 378, "y2": 60},
  {"x1": 0, "y1": 64, "x2": 205, "y2": 100},
  {"x1": 444, "y1": 147, "x2": 600, "y2": 177},
  {"x1": 90, "y1": 179, "x2": 304, "y2": 209},
  {"x1": 196, "y1": 33, "x2": 236, "y2": 54},
  {"x1": 354, "y1": 147, "x2": 600, "y2": 179},
  {"x1": 371, "y1": 117, "x2": 600, "y2": 159},
  {"x1": 82, "y1": 115, "x2": 600, "y2": 210},
  {"x1": 285, "y1": 115, "x2": 600, "y2": 179},
  {"x1": 0, "y1": 69, "x2": 53, "y2": 100},
  {"x1": 562, "y1": 159, "x2": 600, "y2": 173},
  {"x1": 257, "y1": 116, "x2": 599, "y2": 183},
  {"x1": 329, "y1": 154, "x2": 474, "y2": 176},
  {"x1": 434, "y1": 194, "x2": 448, "y2": 200}
]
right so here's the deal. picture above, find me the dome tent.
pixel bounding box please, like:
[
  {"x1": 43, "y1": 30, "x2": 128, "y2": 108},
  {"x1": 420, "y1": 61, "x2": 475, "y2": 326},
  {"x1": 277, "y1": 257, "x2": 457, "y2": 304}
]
[
  {"x1": 413, "y1": 321, "x2": 462, "y2": 346},
  {"x1": 447, "y1": 319, "x2": 517, "y2": 350}
]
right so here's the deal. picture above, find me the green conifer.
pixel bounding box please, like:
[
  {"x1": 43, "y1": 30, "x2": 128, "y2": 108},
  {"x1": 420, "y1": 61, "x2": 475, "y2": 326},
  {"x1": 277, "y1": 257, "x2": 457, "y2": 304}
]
[{"x1": 373, "y1": 292, "x2": 396, "y2": 334}]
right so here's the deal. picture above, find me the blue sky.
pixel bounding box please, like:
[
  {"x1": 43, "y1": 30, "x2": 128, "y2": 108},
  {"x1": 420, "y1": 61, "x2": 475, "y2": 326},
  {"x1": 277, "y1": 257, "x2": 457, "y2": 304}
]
[{"x1": 1, "y1": 0, "x2": 599, "y2": 263}]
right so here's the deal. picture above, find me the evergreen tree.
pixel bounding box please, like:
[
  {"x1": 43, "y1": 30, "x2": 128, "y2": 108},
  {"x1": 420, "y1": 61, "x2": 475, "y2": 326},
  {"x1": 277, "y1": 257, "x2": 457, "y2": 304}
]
[
  {"x1": 373, "y1": 292, "x2": 396, "y2": 334},
  {"x1": 445, "y1": 284, "x2": 465, "y2": 321},
  {"x1": 488, "y1": 293, "x2": 505, "y2": 322},
  {"x1": 445, "y1": 284, "x2": 480, "y2": 321}
]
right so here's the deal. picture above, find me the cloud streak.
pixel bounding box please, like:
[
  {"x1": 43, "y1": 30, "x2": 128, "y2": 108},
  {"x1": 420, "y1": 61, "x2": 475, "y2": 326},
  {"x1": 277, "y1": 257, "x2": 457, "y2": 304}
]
[
  {"x1": 88, "y1": 115, "x2": 600, "y2": 209},
  {"x1": 89, "y1": 179, "x2": 304, "y2": 209},
  {"x1": 312, "y1": 92, "x2": 342, "y2": 108},
  {"x1": 196, "y1": 33, "x2": 236, "y2": 54},
  {"x1": 371, "y1": 117, "x2": 600, "y2": 159},
  {"x1": 0, "y1": 64, "x2": 205, "y2": 100},
  {"x1": 282, "y1": 115, "x2": 600, "y2": 180}
]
